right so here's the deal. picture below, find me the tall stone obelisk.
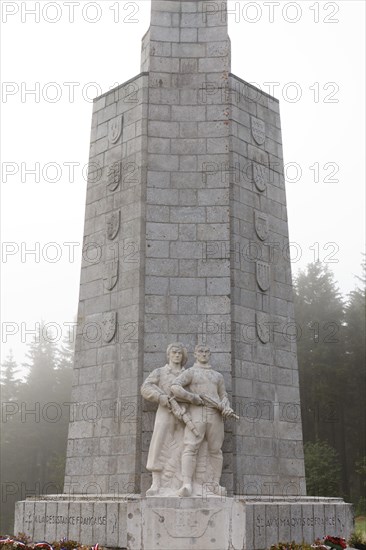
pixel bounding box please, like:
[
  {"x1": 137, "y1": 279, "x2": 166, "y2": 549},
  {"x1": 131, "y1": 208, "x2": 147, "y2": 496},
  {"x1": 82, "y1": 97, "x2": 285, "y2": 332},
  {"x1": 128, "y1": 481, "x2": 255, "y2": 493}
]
[
  {"x1": 15, "y1": 1, "x2": 354, "y2": 548},
  {"x1": 63, "y1": 0, "x2": 306, "y2": 497}
]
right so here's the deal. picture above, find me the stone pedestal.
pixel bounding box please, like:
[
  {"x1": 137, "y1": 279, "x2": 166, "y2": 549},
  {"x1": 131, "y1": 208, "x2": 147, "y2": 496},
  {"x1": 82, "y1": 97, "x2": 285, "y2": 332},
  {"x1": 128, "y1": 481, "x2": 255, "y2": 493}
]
[{"x1": 15, "y1": 495, "x2": 353, "y2": 550}]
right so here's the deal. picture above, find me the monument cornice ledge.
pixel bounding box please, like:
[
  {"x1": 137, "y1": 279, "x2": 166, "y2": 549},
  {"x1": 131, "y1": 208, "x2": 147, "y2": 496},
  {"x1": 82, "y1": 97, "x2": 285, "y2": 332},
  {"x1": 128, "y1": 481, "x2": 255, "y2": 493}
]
[
  {"x1": 92, "y1": 71, "x2": 280, "y2": 104},
  {"x1": 23, "y1": 495, "x2": 347, "y2": 504},
  {"x1": 93, "y1": 72, "x2": 149, "y2": 102},
  {"x1": 230, "y1": 72, "x2": 280, "y2": 102}
]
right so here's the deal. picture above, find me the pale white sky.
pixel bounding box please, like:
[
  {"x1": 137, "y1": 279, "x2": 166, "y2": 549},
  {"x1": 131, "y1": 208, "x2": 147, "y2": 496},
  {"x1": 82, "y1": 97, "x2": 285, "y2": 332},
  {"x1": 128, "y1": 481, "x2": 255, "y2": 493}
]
[{"x1": 1, "y1": 0, "x2": 365, "y2": 367}]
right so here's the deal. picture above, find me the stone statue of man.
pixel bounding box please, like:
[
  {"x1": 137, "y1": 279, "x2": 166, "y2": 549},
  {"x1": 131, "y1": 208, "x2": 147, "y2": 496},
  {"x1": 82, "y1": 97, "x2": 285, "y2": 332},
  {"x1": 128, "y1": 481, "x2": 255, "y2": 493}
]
[
  {"x1": 141, "y1": 342, "x2": 188, "y2": 496},
  {"x1": 171, "y1": 344, "x2": 235, "y2": 497}
]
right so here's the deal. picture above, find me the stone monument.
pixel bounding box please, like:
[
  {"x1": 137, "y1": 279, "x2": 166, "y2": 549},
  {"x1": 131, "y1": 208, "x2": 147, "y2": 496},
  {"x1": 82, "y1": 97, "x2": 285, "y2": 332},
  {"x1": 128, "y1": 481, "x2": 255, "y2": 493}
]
[{"x1": 15, "y1": 1, "x2": 353, "y2": 548}]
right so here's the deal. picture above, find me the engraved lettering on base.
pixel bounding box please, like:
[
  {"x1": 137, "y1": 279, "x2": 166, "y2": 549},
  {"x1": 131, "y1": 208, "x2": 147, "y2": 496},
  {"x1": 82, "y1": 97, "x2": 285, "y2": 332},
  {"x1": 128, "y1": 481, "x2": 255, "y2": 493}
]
[
  {"x1": 107, "y1": 162, "x2": 121, "y2": 192},
  {"x1": 25, "y1": 512, "x2": 32, "y2": 530},
  {"x1": 256, "y1": 312, "x2": 271, "y2": 344},
  {"x1": 152, "y1": 508, "x2": 221, "y2": 538},
  {"x1": 106, "y1": 210, "x2": 121, "y2": 240},
  {"x1": 256, "y1": 261, "x2": 271, "y2": 292},
  {"x1": 102, "y1": 311, "x2": 117, "y2": 343},
  {"x1": 108, "y1": 115, "x2": 123, "y2": 144},
  {"x1": 254, "y1": 211, "x2": 269, "y2": 241},
  {"x1": 251, "y1": 116, "x2": 266, "y2": 145},
  {"x1": 103, "y1": 259, "x2": 119, "y2": 291},
  {"x1": 253, "y1": 163, "x2": 268, "y2": 192}
]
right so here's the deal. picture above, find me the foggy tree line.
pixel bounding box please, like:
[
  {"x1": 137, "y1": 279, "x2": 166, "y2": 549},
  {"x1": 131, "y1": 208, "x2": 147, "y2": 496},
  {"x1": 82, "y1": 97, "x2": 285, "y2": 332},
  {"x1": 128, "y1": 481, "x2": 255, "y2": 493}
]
[
  {"x1": 295, "y1": 259, "x2": 366, "y2": 511},
  {"x1": 0, "y1": 260, "x2": 365, "y2": 534},
  {"x1": 0, "y1": 334, "x2": 73, "y2": 533}
]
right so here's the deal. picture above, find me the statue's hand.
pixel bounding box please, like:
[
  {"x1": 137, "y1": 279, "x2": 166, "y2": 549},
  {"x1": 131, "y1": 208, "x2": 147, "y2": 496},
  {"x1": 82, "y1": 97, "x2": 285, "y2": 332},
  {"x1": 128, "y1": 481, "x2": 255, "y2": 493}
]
[
  {"x1": 191, "y1": 394, "x2": 204, "y2": 406},
  {"x1": 159, "y1": 394, "x2": 171, "y2": 408},
  {"x1": 222, "y1": 407, "x2": 234, "y2": 419}
]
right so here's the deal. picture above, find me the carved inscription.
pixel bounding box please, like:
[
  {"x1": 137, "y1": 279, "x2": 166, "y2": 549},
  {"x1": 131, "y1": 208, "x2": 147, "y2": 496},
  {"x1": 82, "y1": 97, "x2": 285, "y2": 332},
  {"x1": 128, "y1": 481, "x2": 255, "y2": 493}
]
[
  {"x1": 251, "y1": 116, "x2": 266, "y2": 145},
  {"x1": 256, "y1": 513, "x2": 340, "y2": 532},
  {"x1": 152, "y1": 508, "x2": 221, "y2": 539},
  {"x1": 34, "y1": 514, "x2": 107, "y2": 526},
  {"x1": 25, "y1": 512, "x2": 32, "y2": 530}
]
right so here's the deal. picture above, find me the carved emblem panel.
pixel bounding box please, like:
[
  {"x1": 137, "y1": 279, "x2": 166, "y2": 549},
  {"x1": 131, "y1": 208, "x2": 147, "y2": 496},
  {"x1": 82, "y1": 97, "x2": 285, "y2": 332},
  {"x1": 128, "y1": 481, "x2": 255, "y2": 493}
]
[
  {"x1": 106, "y1": 210, "x2": 121, "y2": 240},
  {"x1": 102, "y1": 311, "x2": 117, "y2": 343},
  {"x1": 151, "y1": 508, "x2": 222, "y2": 539},
  {"x1": 256, "y1": 312, "x2": 271, "y2": 344},
  {"x1": 256, "y1": 261, "x2": 270, "y2": 292},
  {"x1": 103, "y1": 259, "x2": 119, "y2": 291},
  {"x1": 253, "y1": 163, "x2": 268, "y2": 192},
  {"x1": 107, "y1": 162, "x2": 121, "y2": 192},
  {"x1": 251, "y1": 116, "x2": 266, "y2": 145},
  {"x1": 108, "y1": 115, "x2": 123, "y2": 145},
  {"x1": 254, "y1": 211, "x2": 269, "y2": 241}
]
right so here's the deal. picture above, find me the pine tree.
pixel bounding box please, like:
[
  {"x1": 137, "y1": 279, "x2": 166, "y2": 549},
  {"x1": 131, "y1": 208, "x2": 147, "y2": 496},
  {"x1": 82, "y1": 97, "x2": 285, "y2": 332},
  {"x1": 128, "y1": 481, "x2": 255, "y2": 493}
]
[
  {"x1": 0, "y1": 352, "x2": 23, "y2": 533},
  {"x1": 294, "y1": 262, "x2": 345, "y2": 440},
  {"x1": 294, "y1": 262, "x2": 348, "y2": 495},
  {"x1": 0, "y1": 323, "x2": 74, "y2": 533},
  {"x1": 304, "y1": 440, "x2": 342, "y2": 496},
  {"x1": 0, "y1": 350, "x2": 20, "y2": 402},
  {"x1": 295, "y1": 259, "x2": 366, "y2": 505},
  {"x1": 344, "y1": 258, "x2": 366, "y2": 507},
  {"x1": 49, "y1": 330, "x2": 74, "y2": 487}
]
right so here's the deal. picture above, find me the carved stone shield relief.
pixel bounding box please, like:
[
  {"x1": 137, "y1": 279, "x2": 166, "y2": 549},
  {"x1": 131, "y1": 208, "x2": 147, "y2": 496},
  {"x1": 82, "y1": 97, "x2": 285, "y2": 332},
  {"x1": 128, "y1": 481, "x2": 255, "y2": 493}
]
[
  {"x1": 107, "y1": 162, "x2": 121, "y2": 192},
  {"x1": 256, "y1": 312, "x2": 271, "y2": 344},
  {"x1": 253, "y1": 163, "x2": 268, "y2": 192},
  {"x1": 256, "y1": 261, "x2": 270, "y2": 292},
  {"x1": 103, "y1": 259, "x2": 119, "y2": 291},
  {"x1": 102, "y1": 311, "x2": 117, "y2": 343},
  {"x1": 106, "y1": 210, "x2": 121, "y2": 240},
  {"x1": 251, "y1": 116, "x2": 266, "y2": 145},
  {"x1": 254, "y1": 211, "x2": 269, "y2": 241},
  {"x1": 108, "y1": 115, "x2": 123, "y2": 145}
]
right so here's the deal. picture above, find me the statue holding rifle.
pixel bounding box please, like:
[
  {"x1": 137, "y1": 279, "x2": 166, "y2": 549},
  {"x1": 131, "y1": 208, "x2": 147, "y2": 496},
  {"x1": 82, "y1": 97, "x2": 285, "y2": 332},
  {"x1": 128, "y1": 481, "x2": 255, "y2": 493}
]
[
  {"x1": 141, "y1": 343, "x2": 237, "y2": 497},
  {"x1": 171, "y1": 344, "x2": 237, "y2": 497},
  {"x1": 141, "y1": 342, "x2": 194, "y2": 496}
]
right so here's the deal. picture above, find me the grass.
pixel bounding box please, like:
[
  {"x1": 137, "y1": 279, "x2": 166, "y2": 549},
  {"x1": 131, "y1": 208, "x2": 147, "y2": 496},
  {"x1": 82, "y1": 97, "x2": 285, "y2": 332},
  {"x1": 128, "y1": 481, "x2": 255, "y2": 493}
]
[{"x1": 355, "y1": 516, "x2": 366, "y2": 539}]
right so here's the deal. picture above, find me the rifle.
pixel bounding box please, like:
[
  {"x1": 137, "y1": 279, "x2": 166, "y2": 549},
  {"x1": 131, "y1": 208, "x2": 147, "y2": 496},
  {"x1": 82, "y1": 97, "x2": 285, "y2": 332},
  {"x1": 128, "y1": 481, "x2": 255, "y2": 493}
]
[
  {"x1": 168, "y1": 396, "x2": 199, "y2": 437},
  {"x1": 199, "y1": 393, "x2": 239, "y2": 421},
  {"x1": 142, "y1": 378, "x2": 199, "y2": 437}
]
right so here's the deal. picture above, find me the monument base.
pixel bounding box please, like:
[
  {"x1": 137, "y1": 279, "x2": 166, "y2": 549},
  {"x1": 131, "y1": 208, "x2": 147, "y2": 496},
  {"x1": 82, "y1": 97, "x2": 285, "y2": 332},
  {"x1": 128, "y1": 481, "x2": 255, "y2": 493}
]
[{"x1": 15, "y1": 495, "x2": 354, "y2": 550}]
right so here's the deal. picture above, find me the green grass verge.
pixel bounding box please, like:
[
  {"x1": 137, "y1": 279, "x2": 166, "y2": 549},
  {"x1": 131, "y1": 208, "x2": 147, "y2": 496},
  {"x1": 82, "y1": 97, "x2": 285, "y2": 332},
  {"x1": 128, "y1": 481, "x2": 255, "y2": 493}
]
[{"x1": 355, "y1": 516, "x2": 366, "y2": 538}]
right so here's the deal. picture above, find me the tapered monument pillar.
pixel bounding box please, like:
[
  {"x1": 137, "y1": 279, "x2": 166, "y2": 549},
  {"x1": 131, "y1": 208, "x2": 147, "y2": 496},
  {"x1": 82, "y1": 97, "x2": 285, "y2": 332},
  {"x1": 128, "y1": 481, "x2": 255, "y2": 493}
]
[
  {"x1": 61, "y1": 0, "x2": 306, "y2": 497},
  {"x1": 15, "y1": 1, "x2": 354, "y2": 548}
]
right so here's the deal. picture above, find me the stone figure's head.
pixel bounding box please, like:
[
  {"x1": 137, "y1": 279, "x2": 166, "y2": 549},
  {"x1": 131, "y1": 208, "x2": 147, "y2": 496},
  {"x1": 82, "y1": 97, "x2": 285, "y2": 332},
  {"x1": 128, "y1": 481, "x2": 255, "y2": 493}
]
[
  {"x1": 194, "y1": 344, "x2": 211, "y2": 364},
  {"x1": 166, "y1": 342, "x2": 188, "y2": 367}
]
